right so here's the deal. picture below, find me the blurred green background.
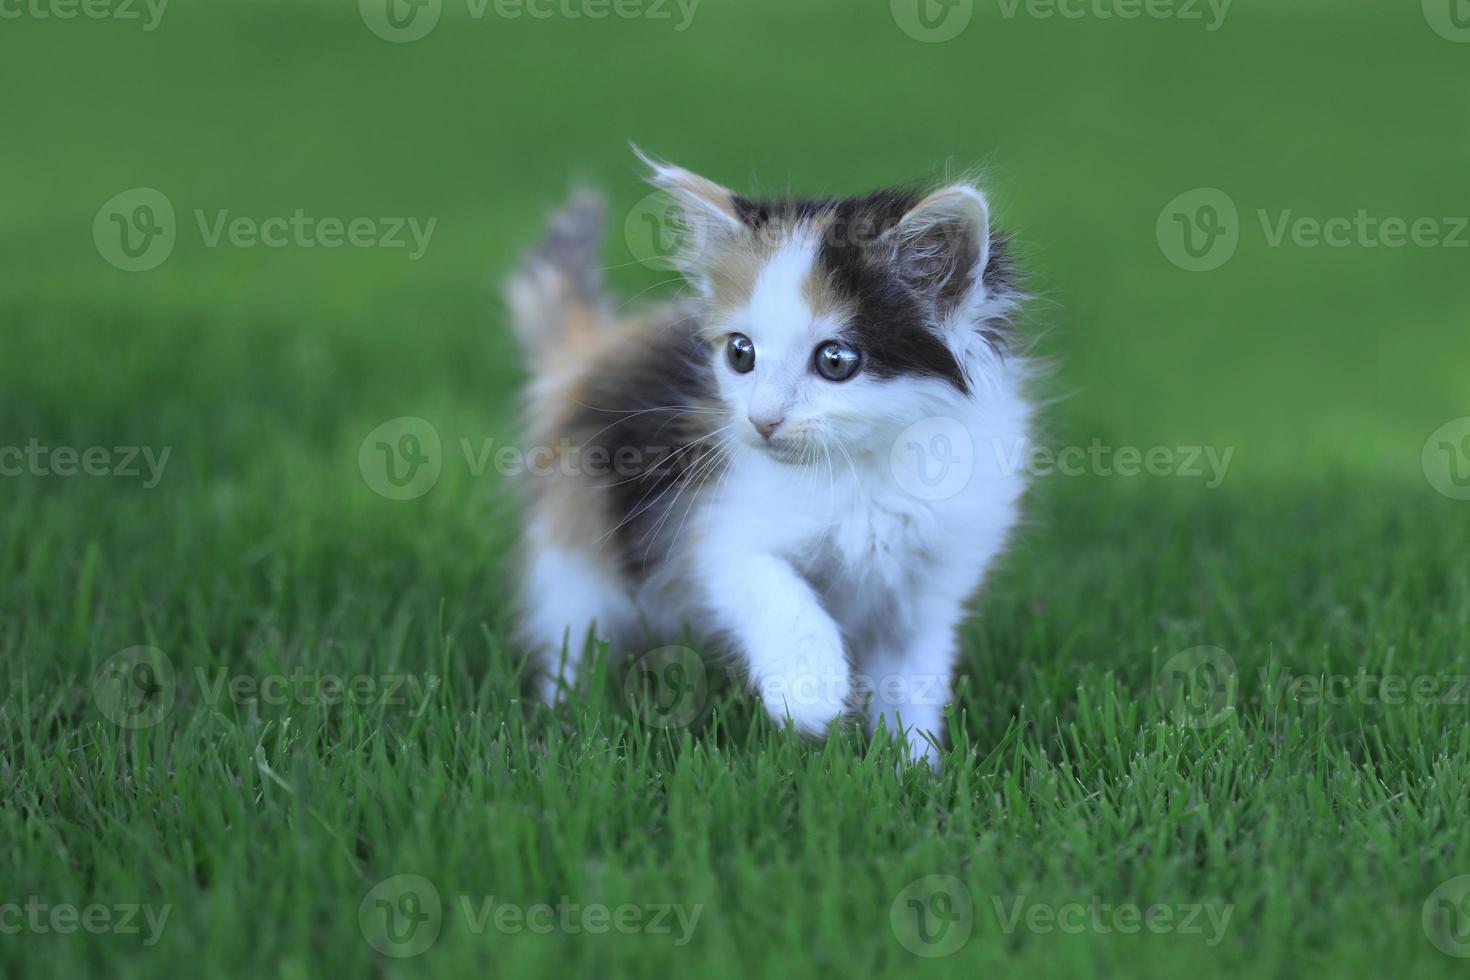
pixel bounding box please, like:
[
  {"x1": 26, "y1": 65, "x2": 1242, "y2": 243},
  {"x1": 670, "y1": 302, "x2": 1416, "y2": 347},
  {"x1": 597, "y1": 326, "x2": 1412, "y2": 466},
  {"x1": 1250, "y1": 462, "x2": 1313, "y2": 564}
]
[
  {"x1": 2, "y1": 0, "x2": 1466, "y2": 476},
  {"x1": 3, "y1": 0, "x2": 1469, "y2": 977}
]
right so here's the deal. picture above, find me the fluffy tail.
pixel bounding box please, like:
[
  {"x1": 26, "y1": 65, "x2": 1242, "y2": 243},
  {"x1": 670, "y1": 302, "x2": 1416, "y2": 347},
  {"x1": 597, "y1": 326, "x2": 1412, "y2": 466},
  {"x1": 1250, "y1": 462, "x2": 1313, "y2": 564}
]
[{"x1": 505, "y1": 190, "x2": 611, "y2": 366}]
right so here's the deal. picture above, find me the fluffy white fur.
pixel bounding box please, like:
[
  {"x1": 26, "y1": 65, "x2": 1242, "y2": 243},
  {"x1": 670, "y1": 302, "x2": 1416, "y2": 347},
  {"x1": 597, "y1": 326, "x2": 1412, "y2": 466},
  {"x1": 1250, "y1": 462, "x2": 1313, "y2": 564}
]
[{"x1": 516, "y1": 160, "x2": 1032, "y2": 767}]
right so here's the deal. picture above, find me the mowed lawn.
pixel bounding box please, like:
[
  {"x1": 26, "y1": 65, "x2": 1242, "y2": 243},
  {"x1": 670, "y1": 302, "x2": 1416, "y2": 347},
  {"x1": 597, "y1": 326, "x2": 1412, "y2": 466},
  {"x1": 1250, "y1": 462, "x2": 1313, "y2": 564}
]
[{"x1": 3, "y1": 1, "x2": 1469, "y2": 976}]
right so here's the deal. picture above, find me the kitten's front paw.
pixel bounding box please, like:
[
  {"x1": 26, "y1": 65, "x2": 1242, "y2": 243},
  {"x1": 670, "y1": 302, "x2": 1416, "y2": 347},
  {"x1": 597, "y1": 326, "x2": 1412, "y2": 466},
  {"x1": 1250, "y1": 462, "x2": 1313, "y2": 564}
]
[
  {"x1": 870, "y1": 705, "x2": 947, "y2": 770},
  {"x1": 752, "y1": 634, "x2": 852, "y2": 737}
]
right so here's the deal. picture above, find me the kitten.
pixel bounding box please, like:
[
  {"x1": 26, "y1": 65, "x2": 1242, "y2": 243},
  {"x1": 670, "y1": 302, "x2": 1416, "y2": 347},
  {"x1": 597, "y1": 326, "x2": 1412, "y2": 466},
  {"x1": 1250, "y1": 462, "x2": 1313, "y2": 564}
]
[{"x1": 506, "y1": 151, "x2": 1033, "y2": 766}]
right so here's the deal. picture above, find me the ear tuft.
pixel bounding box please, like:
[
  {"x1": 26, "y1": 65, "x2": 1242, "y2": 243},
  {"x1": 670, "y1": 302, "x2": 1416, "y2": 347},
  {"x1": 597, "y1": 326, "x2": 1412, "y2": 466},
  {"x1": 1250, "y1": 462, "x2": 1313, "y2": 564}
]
[
  {"x1": 890, "y1": 183, "x2": 993, "y2": 310},
  {"x1": 631, "y1": 146, "x2": 745, "y2": 287}
]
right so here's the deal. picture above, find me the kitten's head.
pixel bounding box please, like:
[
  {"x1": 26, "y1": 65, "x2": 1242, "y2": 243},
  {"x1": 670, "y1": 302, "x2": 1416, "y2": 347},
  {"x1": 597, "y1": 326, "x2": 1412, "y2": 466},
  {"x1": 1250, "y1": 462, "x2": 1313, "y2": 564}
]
[{"x1": 640, "y1": 152, "x2": 1020, "y2": 464}]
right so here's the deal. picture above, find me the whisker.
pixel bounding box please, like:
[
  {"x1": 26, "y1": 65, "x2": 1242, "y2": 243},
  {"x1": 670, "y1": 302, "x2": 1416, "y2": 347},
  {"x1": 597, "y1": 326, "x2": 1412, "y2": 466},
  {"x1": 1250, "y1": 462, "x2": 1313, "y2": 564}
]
[
  {"x1": 652, "y1": 434, "x2": 738, "y2": 568},
  {"x1": 597, "y1": 425, "x2": 733, "y2": 548},
  {"x1": 640, "y1": 432, "x2": 735, "y2": 570},
  {"x1": 580, "y1": 419, "x2": 733, "y2": 491}
]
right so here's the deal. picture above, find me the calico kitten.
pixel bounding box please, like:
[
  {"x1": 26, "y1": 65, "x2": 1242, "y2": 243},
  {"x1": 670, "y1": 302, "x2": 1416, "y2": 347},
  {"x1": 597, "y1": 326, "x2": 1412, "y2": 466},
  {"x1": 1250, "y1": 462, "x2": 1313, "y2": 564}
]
[{"x1": 506, "y1": 151, "x2": 1032, "y2": 765}]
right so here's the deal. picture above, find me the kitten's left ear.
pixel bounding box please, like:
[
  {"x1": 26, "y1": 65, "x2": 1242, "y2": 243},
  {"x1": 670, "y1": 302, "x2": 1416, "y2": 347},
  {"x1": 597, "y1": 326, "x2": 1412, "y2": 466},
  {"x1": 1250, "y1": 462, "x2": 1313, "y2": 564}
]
[
  {"x1": 889, "y1": 184, "x2": 993, "y2": 311},
  {"x1": 633, "y1": 146, "x2": 746, "y2": 290}
]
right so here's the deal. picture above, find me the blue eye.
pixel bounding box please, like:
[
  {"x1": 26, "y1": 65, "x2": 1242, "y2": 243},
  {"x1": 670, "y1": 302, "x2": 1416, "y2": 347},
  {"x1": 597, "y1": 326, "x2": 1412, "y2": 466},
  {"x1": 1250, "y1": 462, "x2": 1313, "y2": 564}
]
[
  {"x1": 814, "y1": 341, "x2": 861, "y2": 382},
  {"x1": 726, "y1": 333, "x2": 755, "y2": 373}
]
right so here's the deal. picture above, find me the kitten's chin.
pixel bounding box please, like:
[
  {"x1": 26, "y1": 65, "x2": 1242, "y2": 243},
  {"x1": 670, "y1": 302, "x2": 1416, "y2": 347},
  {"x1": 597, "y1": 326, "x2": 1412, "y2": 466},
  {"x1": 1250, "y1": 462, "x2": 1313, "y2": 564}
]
[{"x1": 756, "y1": 439, "x2": 811, "y2": 465}]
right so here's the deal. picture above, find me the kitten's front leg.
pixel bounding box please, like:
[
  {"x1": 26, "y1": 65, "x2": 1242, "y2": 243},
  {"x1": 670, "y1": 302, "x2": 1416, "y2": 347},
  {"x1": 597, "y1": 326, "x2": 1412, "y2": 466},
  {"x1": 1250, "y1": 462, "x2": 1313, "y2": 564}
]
[
  {"x1": 700, "y1": 552, "x2": 852, "y2": 736},
  {"x1": 864, "y1": 598, "x2": 967, "y2": 768}
]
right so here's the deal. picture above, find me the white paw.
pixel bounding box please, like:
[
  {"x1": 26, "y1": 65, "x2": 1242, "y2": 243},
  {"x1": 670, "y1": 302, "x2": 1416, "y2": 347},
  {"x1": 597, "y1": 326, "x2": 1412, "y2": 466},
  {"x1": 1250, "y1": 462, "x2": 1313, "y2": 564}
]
[
  {"x1": 536, "y1": 670, "x2": 565, "y2": 704},
  {"x1": 870, "y1": 707, "x2": 946, "y2": 769},
  {"x1": 906, "y1": 733, "x2": 944, "y2": 770},
  {"x1": 753, "y1": 635, "x2": 852, "y2": 737}
]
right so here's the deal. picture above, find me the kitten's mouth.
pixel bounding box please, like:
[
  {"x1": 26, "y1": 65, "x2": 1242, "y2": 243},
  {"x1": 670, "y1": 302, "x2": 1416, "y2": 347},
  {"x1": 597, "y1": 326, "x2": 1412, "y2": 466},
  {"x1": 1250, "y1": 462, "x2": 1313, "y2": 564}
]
[{"x1": 759, "y1": 438, "x2": 813, "y2": 465}]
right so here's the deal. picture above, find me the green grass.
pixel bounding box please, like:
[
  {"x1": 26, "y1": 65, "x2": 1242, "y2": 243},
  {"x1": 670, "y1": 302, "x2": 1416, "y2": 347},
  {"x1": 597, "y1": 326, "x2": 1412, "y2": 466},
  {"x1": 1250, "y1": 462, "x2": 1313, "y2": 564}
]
[{"x1": 3, "y1": 1, "x2": 1470, "y2": 976}]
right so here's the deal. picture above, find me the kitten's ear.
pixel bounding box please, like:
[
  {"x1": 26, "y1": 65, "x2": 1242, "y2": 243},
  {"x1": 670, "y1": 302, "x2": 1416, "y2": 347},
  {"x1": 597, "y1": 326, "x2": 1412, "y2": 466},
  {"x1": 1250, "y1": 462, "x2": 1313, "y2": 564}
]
[
  {"x1": 889, "y1": 183, "x2": 993, "y2": 312},
  {"x1": 634, "y1": 146, "x2": 745, "y2": 288}
]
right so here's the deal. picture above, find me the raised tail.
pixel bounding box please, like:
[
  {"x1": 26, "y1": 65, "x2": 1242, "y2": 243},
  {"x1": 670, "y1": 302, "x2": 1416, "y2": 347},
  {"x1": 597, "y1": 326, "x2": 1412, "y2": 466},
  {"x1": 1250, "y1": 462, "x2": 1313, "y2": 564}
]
[{"x1": 505, "y1": 190, "x2": 612, "y2": 367}]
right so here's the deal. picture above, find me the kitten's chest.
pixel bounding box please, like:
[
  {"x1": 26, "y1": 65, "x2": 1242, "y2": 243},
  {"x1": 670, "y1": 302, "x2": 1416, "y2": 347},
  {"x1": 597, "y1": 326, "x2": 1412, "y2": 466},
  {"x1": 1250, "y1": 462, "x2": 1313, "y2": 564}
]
[
  {"x1": 792, "y1": 481, "x2": 938, "y2": 597},
  {"x1": 723, "y1": 456, "x2": 946, "y2": 598}
]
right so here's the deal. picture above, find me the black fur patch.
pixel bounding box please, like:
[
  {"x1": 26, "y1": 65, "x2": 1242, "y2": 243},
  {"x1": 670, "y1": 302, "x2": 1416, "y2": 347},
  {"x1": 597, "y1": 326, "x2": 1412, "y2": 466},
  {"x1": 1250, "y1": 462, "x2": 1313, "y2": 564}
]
[
  {"x1": 561, "y1": 314, "x2": 725, "y2": 579},
  {"x1": 732, "y1": 188, "x2": 1017, "y2": 393}
]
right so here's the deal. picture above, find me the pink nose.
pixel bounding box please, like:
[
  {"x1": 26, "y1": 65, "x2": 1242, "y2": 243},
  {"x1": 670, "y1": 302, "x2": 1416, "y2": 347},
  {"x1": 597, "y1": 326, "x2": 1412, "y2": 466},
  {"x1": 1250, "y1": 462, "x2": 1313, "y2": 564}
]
[{"x1": 750, "y1": 415, "x2": 784, "y2": 441}]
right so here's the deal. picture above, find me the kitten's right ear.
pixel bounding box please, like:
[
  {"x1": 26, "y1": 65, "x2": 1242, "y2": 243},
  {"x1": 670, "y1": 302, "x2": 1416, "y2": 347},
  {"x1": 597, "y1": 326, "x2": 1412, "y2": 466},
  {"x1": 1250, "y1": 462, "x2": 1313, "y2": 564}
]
[{"x1": 633, "y1": 146, "x2": 745, "y2": 289}]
